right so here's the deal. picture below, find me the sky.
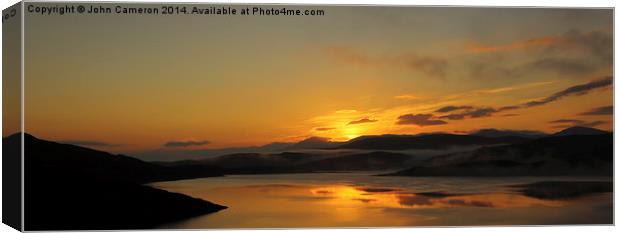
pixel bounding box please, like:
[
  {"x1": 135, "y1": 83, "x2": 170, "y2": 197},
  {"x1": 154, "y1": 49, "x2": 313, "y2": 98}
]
[{"x1": 21, "y1": 4, "x2": 613, "y2": 157}]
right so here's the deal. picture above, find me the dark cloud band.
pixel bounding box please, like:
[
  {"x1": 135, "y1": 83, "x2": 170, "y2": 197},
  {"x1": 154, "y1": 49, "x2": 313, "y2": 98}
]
[{"x1": 164, "y1": 140, "x2": 210, "y2": 148}]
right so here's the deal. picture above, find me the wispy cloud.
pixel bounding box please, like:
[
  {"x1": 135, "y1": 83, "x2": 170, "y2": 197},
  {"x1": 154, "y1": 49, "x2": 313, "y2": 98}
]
[
  {"x1": 435, "y1": 105, "x2": 473, "y2": 113},
  {"x1": 466, "y1": 36, "x2": 560, "y2": 53},
  {"x1": 474, "y1": 82, "x2": 554, "y2": 95},
  {"x1": 524, "y1": 76, "x2": 612, "y2": 107},
  {"x1": 580, "y1": 121, "x2": 607, "y2": 127},
  {"x1": 548, "y1": 119, "x2": 607, "y2": 128},
  {"x1": 394, "y1": 94, "x2": 423, "y2": 100},
  {"x1": 348, "y1": 118, "x2": 378, "y2": 125},
  {"x1": 438, "y1": 107, "x2": 498, "y2": 120},
  {"x1": 164, "y1": 140, "x2": 210, "y2": 148},
  {"x1": 416, "y1": 76, "x2": 612, "y2": 123},
  {"x1": 466, "y1": 30, "x2": 612, "y2": 80},
  {"x1": 523, "y1": 58, "x2": 596, "y2": 76},
  {"x1": 315, "y1": 127, "x2": 336, "y2": 131},
  {"x1": 323, "y1": 46, "x2": 370, "y2": 66},
  {"x1": 323, "y1": 46, "x2": 448, "y2": 78},
  {"x1": 549, "y1": 119, "x2": 585, "y2": 124},
  {"x1": 579, "y1": 105, "x2": 613, "y2": 115},
  {"x1": 396, "y1": 114, "x2": 447, "y2": 126},
  {"x1": 335, "y1": 109, "x2": 358, "y2": 114}
]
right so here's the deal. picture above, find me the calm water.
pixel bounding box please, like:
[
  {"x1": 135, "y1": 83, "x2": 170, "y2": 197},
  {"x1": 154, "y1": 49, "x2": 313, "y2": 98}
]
[{"x1": 151, "y1": 172, "x2": 613, "y2": 228}]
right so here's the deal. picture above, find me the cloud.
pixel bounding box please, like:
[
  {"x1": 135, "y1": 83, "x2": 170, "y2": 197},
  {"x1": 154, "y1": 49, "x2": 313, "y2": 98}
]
[
  {"x1": 60, "y1": 140, "x2": 119, "y2": 147},
  {"x1": 579, "y1": 105, "x2": 613, "y2": 115},
  {"x1": 466, "y1": 36, "x2": 560, "y2": 53},
  {"x1": 164, "y1": 140, "x2": 210, "y2": 148},
  {"x1": 323, "y1": 46, "x2": 370, "y2": 66},
  {"x1": 524, "y1": 76, "x2": 612, "y2": 107},
  {"x1": 580, "y1": 121, "x2": 606, "y2": 127},
  {"x1": 427, "y1": 77, "x2": 611, "y2": 123},
  {"x1": 335, "y1": 109, "x2": 357, "y2": 114},
  {"x1": 524, "y1": 58, "x2": 596, "y2": 75},
  {"x1": 434, "y1": 105, "x2": 473, "y2": 113},
  {"x1": 466, "y1": 29, "x2": 611, "y2": 62},
  {"x1": 348, "y1": 118, "x2": 378, "y2": 125},
  {"x1": 398, "y1": 54, "x2": 448, "y2": 78},
  {"x1": 475, "y1": 81, "x2": 556, "y2": 95},
  {"x1": 550, "y1": 29, "x2": 613, "y2": 64},
  {"x1": 394, "y1": 94, "x2": 422, "y2": 100},
  {"x1": 466, "y1": 30, "x2": 612, "y2": 80},
  {"x1": 548, "y1": 119, "x2": 606, "y2": 128},
  {"x1": 315, "y1": 127, "x2": 335, "y2": 131},
  {"x1": 498, "y1": 105, "x2": 520, "y2": 111},
  {"x1": 438, "y1": 107, "x2": 499, "y2": 120},
  {"x1": 323, "y1": 46, "x2": 448, "y2": 78},
  {"x1": 396, "y1": 114, "x2": 447, "y2": 126},
  {"x1": 549, "y1": 119, "x2": 585, "y2": 124}
]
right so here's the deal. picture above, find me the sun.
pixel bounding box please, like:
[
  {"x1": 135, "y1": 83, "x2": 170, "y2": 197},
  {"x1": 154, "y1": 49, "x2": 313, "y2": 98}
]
[{"x1": 342, "y1": 126, "x2": 362, "y2": 140}]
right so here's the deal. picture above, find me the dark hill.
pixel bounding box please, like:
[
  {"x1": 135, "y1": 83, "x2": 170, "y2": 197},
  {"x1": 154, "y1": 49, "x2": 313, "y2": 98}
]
[
  {"x1": 21, "y1": 133, "x2": 224, "y2": 183},
  {"x1": 340, "y1": 134, "x2": 528, "y2": 150},
  {"x1": 158, "y1": 150, "x2": 415, "y2": 174},
  {"x1": 387, "y1": 133, "x2": 613, "y2": 177},
  {"x1": 471, "y1": 129, "x2": 548, "y2": 138},
  {"x1": 5, "y1": 133, "x2": 227, "y2": 230},
  {"x1": 553, "y1": 126, "x2": 609, "y2": 136}
]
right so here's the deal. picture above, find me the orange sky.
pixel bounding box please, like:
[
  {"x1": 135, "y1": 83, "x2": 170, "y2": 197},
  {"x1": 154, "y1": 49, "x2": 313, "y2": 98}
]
[{"x1": 19, "y1": 4, "x2": 613, "y2": 155}]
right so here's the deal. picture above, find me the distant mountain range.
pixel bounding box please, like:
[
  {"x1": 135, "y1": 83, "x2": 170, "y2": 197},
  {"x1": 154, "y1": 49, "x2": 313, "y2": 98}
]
[
  {"x1": 8, "y1": 126, "x2": 613, "y2": 229},
  {"x1": 387, "y1": 127, "x2": 612, "y2": 177},
  {"x1": 135, "y1": 127, "x2": 600, "y2": 161},
  {"x1": 136, "y1": 136, "x2": 344, "y2": 161},
  {"x1": 157, "y1": 126, "x2": 612, "y2": 175},
  {"x1": 337, "y1": 133, "x2": 529, "y2": 150},
  {"x1": 470, "y1": 128, "x2": 548, "y2": 138},
  {"x1": 157, "y1": 150, "x2": 415, "y2": 174}
]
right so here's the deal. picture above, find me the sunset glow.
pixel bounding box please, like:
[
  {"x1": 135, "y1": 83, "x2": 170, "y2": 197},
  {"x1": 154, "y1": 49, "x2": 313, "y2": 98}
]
[{"x1": 20, "y1": 6, "x2": 612, "y2": 160}]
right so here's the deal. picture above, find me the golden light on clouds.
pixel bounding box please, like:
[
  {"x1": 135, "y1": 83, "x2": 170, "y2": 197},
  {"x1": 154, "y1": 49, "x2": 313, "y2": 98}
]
[
  {"x1": 465, "y1": 36, "x2": 561, "y2": 53},
  {"x1": 22, "y1": 6, "x2": 612, "y2": 155}
]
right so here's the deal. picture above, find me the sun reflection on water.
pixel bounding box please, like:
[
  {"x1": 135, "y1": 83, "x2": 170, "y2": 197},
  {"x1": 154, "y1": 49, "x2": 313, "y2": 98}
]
[
  {"x1": 308, "y1": 185, "x2": 567, "y2": 209},
  {"x1": 153, "y1": 176, "x2": 612, "y2": 228}
]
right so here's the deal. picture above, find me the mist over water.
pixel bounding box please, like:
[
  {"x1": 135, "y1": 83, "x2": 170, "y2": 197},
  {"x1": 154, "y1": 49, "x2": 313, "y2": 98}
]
[{"x1": 152, "y1": 173, "x2": 612, "y2": 228}]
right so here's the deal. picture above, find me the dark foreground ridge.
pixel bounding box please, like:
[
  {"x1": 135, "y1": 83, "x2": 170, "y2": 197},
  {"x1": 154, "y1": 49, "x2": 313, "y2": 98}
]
[{"x1": 4, "y1": 133, "x2": 226, "y2": 230}]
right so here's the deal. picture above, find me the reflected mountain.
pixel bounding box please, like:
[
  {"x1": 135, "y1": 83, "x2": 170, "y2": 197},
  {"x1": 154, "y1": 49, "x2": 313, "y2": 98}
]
[{"x1": 511, "y1": 181, "x2": 613, "y2": 200}]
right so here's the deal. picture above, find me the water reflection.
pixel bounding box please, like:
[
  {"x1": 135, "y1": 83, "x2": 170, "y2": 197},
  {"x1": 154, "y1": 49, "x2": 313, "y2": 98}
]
[
  {"x1": 153, "y1": 174, "x2": 612, "y2": 228},
  {"x1": 307, "y1": 185, "x2": 565, "y2": 209}
]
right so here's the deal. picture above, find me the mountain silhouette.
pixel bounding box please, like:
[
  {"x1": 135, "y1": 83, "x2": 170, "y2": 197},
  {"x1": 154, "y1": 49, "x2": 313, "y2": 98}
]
[
  {"x1": 157, "y1": 150, "x2": 416, "y2": 174},
  {"x1": 137, "y1": 137, "x2": 345, "y2": 161},
  {"x1": 339, "y1": 134, "x2": 528, "y2": 150},
  {"x1": 470, "y1": 129, "x2": 548, "y2": 138},
  {"x1": 553, "y1": 126, "x2": 609, "y2": 136},
  {"x1": 387, "y1": 133, "x2": 612, "y2": 177},
  {"x1": 287, "y1": 136, "x2": 343, "y2": 150},
  {"x1": 5, "y1": 133, "x2": 227, "y2": 230}
]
